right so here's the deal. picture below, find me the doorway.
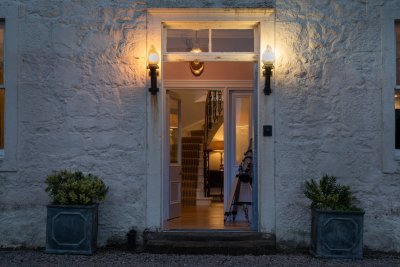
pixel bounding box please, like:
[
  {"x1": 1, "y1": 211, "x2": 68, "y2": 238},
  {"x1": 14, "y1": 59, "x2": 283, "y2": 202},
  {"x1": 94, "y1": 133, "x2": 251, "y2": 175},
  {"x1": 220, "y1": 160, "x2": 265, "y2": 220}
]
[
  {"x1": 163, "y1": 62, "x2": 255, "y2": 230},
  {"x1": 146, "y1": 8, "x2": 276, "y2": 235}
]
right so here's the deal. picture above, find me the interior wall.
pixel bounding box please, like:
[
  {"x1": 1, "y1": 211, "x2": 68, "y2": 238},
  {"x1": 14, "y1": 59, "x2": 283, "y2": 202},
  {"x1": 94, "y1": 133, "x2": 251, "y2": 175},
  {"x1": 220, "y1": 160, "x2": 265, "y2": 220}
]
[
  {"x1": 209, "y1": 152, "x2": 223, "y2": 170},
  {"x1": 164, "y1": 61, "x2": 253, "y2": 80},
  {"x1": 170, "y1": 90, "x2": 206, "y2": 136}
]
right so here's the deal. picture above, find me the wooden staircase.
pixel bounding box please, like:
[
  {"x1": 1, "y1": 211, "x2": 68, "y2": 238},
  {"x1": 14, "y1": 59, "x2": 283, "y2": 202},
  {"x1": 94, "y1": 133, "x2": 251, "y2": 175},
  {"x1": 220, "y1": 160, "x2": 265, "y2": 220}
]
[
  {"x1": 181, "y1": 136, "x2": 203, "y2": 206},
  {"x1": 180, "y1": 130, "x2": 213, "y2": 206}
]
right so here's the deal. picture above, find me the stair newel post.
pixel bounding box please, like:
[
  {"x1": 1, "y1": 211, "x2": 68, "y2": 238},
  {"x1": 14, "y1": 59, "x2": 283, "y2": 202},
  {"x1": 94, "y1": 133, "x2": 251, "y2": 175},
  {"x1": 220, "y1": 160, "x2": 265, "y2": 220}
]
[
  {"x1": 203, "y1": 150, "x2": 207, "y2": 197},
  {"x1": 212, "y1": 91, "x2": 217, "y2": 123},
  {"x1": 203, "y1": 149, "x2": 210, "y2": 197},
  {"x1": 218, "y1": 91, "x2": 223, "y2": 117},
  {"x1": 207, "y1": 92, "x2": 212, "y2": 130},
  {"x1": 204, "y1": 92, "x2": 210, "y2": 198}
]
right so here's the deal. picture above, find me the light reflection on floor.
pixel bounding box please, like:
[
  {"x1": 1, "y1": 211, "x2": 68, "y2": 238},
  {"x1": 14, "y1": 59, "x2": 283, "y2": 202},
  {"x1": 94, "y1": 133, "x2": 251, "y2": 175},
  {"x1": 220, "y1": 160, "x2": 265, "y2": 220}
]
[{"x1": 164, "y1": 202, "x2": 251, "y2": 230}]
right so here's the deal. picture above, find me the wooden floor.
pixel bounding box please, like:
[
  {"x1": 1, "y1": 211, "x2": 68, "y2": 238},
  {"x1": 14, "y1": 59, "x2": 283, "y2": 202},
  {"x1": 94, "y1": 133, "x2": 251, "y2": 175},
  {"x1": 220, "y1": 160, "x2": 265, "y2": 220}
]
[{"x1": 164, "y1": 202, "x2": 251, "y2": 230}]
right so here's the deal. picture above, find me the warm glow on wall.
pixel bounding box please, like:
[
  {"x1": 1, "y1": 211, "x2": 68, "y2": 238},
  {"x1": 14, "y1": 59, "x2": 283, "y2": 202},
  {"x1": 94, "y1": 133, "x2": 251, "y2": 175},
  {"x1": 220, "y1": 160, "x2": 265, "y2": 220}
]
[
  {"x1": 275, "y1": 37, "x2": 294, "y2": 72},
  {"x1": 213, "y1": 125, "x2": 224, "y2": 141}
]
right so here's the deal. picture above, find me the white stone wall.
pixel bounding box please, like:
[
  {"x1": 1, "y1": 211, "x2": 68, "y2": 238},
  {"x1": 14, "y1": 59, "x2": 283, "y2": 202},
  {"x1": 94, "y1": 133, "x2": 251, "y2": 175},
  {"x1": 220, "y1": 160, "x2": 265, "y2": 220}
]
[
  {"x1": 0, "y1": 0, "x2": 399, "y2": 252},
  {"x1": 274, "y1": 0, "x2": 400, "y2": 252},
  {"x1": 1, "y1": 0, "x2": 150, "y2": 247}
]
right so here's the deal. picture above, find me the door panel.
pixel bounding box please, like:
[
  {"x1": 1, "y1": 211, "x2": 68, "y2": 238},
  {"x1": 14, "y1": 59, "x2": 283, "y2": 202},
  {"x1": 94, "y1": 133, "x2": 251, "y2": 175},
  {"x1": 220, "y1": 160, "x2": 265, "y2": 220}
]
[
  {"x1": 234, "y1": 96, "x2": 251, "y2": 165},
  {"x1": 167, "y1": 94, "x2": 182, "y2": 220},
  {"x1": 226, "y1": 90, "x2": 253, "y2": 222},
  {"x1": 169, "y1": 166, "x2": 181, "y2": 218}
]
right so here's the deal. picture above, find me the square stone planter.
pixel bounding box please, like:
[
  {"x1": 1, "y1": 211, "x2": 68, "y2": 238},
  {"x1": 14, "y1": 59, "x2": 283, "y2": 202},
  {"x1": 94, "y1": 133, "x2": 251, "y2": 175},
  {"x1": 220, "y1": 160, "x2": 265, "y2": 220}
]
[
  {"x1": 45, "y1": 204, "x2": 98, "y2": 255},
  {"x1": 310, "y1": 209, "x2": 364, "y2": 259}
]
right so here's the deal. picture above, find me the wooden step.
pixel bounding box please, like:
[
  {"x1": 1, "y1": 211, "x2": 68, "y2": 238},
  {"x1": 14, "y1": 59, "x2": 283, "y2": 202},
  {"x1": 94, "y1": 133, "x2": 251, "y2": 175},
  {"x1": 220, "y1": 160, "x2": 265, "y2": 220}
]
[{"x1": 143, "y1": 230, "x2": 276, "y2": 255}]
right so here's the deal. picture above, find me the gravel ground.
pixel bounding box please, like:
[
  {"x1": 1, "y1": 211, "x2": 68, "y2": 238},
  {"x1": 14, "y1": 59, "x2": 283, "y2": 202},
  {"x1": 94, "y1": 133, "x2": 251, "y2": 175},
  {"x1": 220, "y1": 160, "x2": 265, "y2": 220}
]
[{"x1": 1, "y1": 249, "x2": 400, "y2": 267}]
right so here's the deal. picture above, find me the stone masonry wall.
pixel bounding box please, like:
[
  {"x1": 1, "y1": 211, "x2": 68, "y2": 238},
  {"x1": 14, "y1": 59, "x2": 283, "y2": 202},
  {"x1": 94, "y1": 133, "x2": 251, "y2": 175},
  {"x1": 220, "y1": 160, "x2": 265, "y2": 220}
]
[
  {"x1": 0, "y1": 0, "x2": 273, "y2": 248},
  {"x1": 0, "y1": 0, "x2": 400, "y2": 252},
  {"x1": 1, "y1": 0, "x2": 150, "y2": 247},
  {"x1": 274, "y1": 0, "x2": 400, "y2": 252}
]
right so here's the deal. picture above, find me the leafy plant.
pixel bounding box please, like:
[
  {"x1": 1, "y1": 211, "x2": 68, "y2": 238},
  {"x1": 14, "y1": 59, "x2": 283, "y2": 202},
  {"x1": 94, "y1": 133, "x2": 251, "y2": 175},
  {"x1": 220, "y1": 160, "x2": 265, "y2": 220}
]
[
  {"x1": 45, "y1": 170, "x2": 108, "y2": 205},
  {"x1": 304, "y1": 175, "x2": 361, "y2": 211}
]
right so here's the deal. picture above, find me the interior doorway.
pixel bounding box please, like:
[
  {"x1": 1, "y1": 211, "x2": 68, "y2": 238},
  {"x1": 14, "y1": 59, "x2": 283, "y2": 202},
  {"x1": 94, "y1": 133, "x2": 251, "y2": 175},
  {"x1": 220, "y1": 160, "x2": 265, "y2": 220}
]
[{"x1": 163, "y1": 62, "x2": 255, "y2": 230}]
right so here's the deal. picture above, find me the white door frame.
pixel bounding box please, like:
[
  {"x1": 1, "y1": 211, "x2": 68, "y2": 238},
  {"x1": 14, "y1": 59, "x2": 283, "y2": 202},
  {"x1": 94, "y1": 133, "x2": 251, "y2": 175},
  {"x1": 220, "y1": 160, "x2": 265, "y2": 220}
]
[
  {"x1": 164, "y1": 83, "x2": 254, "y2": 224},
  {"x1": 146, "y1": 8, "x2": 276, "y2": 233}
]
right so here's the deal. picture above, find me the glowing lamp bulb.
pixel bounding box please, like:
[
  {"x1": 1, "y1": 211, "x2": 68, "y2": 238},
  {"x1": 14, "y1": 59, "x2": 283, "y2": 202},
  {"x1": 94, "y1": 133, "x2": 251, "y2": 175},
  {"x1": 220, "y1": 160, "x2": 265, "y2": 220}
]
[
  {"x1": 190, "y1": 47, "x2": 202, "y2": 53},
  {"x1": 262, "y1": 45, "x2": 275, "y2": 64},
  {"x1": 148, "y1": 47, "x2": 159, "y2": 65}
]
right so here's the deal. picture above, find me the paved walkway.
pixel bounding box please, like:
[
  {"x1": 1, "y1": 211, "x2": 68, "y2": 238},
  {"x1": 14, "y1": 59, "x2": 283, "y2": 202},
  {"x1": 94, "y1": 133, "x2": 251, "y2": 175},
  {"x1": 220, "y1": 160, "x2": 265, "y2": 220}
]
[{"x1": 1, "y1": 249, "x2": 400, "y2": 267}]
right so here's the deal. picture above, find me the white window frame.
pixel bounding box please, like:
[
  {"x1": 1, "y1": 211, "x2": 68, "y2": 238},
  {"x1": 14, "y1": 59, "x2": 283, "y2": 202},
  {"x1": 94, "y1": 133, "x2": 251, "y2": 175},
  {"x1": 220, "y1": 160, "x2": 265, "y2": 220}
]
[
  {"x1": 163, "y1": 22, "x2": 259, "y2": 62},
  {"x1": 0, "y1": 19, "x2": 4, "y2": 154},
  {"x1": 0, "y1": 3, "x2": 18, "y2": 171},
  {"x1": 395, "y1": 21, "x2": 400, "y2": 159}
]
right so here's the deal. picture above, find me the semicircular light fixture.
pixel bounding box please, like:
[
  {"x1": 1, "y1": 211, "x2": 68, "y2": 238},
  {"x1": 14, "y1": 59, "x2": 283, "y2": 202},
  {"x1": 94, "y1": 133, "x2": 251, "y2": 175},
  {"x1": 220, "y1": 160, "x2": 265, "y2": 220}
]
[
  {"x1": 189, "y1": 30, "x2": 204, "y2": 76},
  {"x1": 189, "y1": 59, "x2": 204, "y2": 76}
]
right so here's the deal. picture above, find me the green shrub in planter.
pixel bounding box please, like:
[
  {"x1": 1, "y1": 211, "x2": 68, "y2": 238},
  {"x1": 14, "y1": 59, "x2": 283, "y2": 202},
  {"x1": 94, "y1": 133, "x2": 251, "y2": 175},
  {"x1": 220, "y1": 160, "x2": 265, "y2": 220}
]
[
  {"x1": 304, "y1": 175, "x2": 364, "y2": 259},
  {"x1": 45, "y1": 170, "x2": 108, "y2": 205},
  {"x1": 45, "y1": 170, "x2": 108, "y2": 255},
  {"x1": 304, "y1": 175, "x2": 362, "y2": 212}
]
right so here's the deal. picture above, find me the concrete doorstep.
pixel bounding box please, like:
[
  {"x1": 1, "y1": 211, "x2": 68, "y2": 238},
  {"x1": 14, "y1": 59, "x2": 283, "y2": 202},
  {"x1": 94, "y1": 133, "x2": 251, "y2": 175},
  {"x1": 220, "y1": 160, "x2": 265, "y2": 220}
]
[{"x1": 142, "y1": 230, "x2": 276, "y2": 255}]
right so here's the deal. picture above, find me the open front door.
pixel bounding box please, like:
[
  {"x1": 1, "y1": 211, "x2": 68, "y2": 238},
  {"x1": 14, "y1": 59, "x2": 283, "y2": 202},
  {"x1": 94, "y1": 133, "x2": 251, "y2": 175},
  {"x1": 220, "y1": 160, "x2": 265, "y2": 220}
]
[{"x1": 166, "y1": 93, "x2": 182, "y2": 219}]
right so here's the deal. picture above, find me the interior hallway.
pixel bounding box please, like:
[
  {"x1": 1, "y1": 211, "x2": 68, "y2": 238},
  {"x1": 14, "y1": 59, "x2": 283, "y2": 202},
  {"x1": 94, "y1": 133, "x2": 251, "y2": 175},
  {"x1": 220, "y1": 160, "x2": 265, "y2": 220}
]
[{"x1": 164, "y1": 202, "x2": 251, "y2": 230}]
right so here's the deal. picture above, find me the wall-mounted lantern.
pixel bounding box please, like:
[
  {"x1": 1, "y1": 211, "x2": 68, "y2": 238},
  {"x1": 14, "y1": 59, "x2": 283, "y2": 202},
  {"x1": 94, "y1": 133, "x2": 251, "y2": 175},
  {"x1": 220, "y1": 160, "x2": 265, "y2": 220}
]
[
  {"x1": 148, "y1": 46, "x2": 159, "y2": 95},
  {"x1": 262, "y1": 45, "x2": 275, "y2": 95}
]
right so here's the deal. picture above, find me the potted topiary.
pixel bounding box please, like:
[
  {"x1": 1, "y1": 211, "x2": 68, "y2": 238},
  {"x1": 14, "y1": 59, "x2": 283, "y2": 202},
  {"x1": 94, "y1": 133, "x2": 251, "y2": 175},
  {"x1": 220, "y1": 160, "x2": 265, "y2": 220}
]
[
  {"x1": 45, "y1": 170, "x2": 108, "y2": 255},
  {"x1": 304, "y1": 175, "x2": 364, "y2": 259}
]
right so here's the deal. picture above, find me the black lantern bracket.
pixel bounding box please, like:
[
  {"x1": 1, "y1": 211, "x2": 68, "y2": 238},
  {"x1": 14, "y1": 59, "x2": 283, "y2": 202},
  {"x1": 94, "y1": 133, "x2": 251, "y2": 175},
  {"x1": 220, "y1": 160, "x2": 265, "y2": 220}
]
[
  {"x1": 148, "y1": 63, "x2": 159, "y2": 95},
  {"x1": 263, "y1": 63, "x2": 274, "y2": 95}
]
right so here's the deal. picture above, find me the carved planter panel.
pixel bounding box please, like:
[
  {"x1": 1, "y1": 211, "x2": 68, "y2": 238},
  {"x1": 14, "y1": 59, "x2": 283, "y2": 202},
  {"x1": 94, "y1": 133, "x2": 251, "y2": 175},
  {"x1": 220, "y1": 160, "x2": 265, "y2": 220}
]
[
  {"x1": 45, "y1": 204, "x2": 98, "y2": 255},
  {"x1": 310, "y1": 209, "x2": 364, "y2": 259}
]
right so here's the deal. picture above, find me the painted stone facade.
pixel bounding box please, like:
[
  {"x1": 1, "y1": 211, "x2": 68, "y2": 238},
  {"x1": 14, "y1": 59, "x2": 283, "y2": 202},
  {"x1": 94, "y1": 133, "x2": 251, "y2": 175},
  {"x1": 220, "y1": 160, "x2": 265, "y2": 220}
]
[
  {"x1": 274, "y1": 0, "x2": 400, "y2": 252},
  {"x1": 0, "y1": 0, "x2": 399, "y2": 253}
]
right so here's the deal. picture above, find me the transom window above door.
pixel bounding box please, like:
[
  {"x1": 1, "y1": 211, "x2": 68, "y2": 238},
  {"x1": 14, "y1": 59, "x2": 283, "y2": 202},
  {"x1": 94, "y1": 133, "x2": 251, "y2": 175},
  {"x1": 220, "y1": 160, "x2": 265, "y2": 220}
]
[
  {"x1": 166, "y1": 29, "x2": 254, "y2": 53},
  {"x1": 163, "y1": 22, "x2": 259, "y2": 62}
]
